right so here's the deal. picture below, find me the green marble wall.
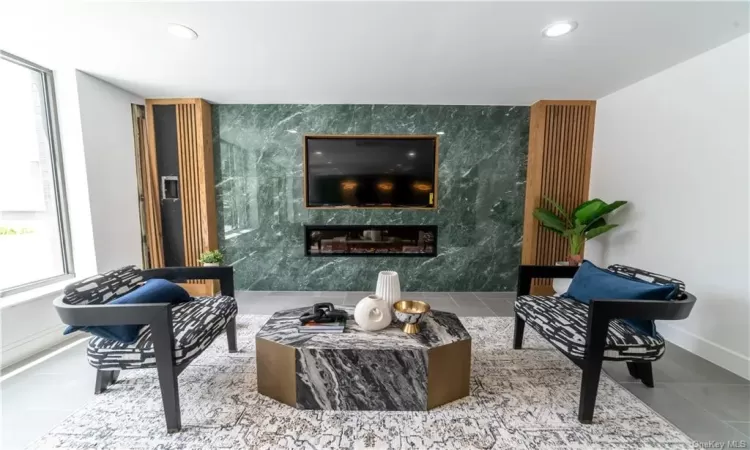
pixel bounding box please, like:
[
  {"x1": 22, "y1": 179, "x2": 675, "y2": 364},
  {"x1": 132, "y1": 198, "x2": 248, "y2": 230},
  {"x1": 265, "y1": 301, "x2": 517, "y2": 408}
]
[{"x1": 213, "y1": 105, "x2": 529, "y2": 291}]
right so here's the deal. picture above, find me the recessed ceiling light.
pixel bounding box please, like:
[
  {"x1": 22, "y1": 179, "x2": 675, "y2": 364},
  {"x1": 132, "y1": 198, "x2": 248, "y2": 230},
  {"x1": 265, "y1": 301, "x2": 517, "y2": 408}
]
[
  {"x1": 314, "y1": 151, "x2": 323, "y2": 155},
  {"x1": 436, "y1": 131, "x2": 445, "y2": 135},
  {"x1": 542, "y1": 21, "x2": 577, "y2": 38},
  {"x1": 407, "y1": 151, "x2": 417, "y2": 158},
  {"x1": 167, "y1": 23, "x2": 199, "y2": 40},
  {"x1": 286, "y1": 129, "x2": 298, "y2": 134}
]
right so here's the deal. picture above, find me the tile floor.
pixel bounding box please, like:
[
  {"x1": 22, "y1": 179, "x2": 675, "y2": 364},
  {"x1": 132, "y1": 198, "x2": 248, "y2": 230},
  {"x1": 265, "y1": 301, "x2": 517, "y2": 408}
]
[{"x1": 1, "y1": 291, "x2": 748, "y2": 449}]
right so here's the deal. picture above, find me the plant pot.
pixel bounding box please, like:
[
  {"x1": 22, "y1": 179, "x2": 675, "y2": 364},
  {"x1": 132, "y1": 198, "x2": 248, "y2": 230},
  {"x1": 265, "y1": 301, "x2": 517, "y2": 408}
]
[
  {"x1": 567, "y1": 254, "x2": 583, "y2": 266},
  {"x1": 202, "y1": 262, "x2": 220, "y2": 267},
  {"x1": 552, "y1": 261, "x2": 572, "y2": 295}
]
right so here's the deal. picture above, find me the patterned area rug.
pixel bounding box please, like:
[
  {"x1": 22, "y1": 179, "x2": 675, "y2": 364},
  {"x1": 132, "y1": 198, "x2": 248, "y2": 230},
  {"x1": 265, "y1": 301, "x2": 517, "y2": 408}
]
[{"x1": 31, "y1": 315, "x2": 693, "y2": 449}]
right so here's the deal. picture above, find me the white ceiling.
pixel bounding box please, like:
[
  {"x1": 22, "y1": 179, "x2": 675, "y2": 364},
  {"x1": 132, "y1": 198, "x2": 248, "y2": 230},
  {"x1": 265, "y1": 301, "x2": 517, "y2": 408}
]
[{"x1": 1, "y1": 1, "x2": 748, "y2": 105}]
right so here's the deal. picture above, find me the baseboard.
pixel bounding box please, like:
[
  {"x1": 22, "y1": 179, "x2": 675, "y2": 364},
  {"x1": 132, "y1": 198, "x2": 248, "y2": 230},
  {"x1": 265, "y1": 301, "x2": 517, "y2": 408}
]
[
  {"x1": 658, "y1": 322, "x2": 750, "y2": 380},
  {"x1": 1, "y1": 324, "x2": 78, "y2": 369}
]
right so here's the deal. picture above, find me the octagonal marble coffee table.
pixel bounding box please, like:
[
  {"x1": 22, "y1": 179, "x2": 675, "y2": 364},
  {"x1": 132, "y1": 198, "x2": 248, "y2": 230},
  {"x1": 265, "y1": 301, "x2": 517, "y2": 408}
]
[{"x1": 255, "y1": 306, "x2": 471, "y2": 411}]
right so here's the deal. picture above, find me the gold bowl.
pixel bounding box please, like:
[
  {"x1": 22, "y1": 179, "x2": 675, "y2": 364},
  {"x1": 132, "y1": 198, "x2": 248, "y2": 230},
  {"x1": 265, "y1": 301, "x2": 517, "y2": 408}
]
[{"x1": 393, "y1": 300, "x2": 431, "y2": 334}]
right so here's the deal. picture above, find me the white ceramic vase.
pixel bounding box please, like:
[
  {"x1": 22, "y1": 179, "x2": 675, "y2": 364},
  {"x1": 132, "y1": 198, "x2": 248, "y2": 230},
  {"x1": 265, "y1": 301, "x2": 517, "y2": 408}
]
[
  {"x1": 375, "y1": 271, "x2": 401, "y2": 308},
  {"x1": 202, "y1": 262, "x2": 219, "y2": 267},
  {"x1": 354, "y1": 294, "x2": 392, "y2": 331}
]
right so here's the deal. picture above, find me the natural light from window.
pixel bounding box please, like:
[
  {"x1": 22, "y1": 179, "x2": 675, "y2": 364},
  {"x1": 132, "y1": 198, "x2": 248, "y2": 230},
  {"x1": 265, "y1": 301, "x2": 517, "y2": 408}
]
[{"x1": 0, "y1": 56, "x2": 69, "y2": 293}]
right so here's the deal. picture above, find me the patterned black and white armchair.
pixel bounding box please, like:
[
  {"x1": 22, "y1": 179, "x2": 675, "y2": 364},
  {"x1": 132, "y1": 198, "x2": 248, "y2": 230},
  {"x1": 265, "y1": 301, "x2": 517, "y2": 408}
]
[
  {"x1": 512, "y1": 264, "x2": 696, "y2": 424},
  {"x1": 53, "y1": 265, "x2": 238, "y2": 433}
]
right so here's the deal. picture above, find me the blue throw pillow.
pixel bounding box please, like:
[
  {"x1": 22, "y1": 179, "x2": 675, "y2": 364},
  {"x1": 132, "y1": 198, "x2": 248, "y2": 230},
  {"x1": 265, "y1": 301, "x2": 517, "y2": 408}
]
[
  {"x1": 63, "y1": 279, "x2": 191, "y2": 344},
  {"x1": 564, "y1": 261, "x2": 679, "y2": 336}
]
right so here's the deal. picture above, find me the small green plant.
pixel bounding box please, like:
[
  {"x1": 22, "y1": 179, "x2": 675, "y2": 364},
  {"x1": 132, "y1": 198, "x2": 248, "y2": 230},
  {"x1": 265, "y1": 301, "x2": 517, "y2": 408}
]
[
  {"x1": 0, "y1": 226, "x2": 34, "y2": 235},
  {"x1": 198, "y1": 250, "x2": 224, "y2": 265},
  {"x1": 533, "y1": 197, "x2": 627, "y2": 264}
]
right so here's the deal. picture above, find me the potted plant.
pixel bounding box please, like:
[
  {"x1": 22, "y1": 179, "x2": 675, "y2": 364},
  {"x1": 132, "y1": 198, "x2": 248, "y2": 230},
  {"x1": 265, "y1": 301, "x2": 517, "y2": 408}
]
[
  {"x1": 533, "y1": 197, "x2": 627, "y2": 266},
  {"x1": 198, "y1": 250, "x2": 224, "y2": 267}
]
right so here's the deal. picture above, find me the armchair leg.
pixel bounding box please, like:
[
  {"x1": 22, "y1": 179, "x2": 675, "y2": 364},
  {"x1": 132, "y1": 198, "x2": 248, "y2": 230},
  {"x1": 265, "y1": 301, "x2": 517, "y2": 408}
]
[
  {"x1": 226, "y1": 317, "x2": 238, "y2": 353},
  {"x1": 513, "y1": 315, "x2": 525, "y2": 349},
  {"x1": 578, "y1": 358, "x2": 604, "y2": 424},
  {"x1": 151, "y1": 311, "x2": 181, "y2": 433},
  {"x1": 626, "y1": 362, "x2": 654, "y2": 388},
  {"x1": 94, "y1": 369, "x2": 120, "y2": 394},
  {"x1": 94, "y1": 370, "x2": 108, "y2": 394}
]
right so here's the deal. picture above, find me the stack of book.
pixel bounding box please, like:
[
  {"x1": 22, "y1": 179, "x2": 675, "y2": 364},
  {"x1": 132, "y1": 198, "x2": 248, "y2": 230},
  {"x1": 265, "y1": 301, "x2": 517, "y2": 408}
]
[{"x1": 297, "y1": 318, "x2": 347, "y2": 334}]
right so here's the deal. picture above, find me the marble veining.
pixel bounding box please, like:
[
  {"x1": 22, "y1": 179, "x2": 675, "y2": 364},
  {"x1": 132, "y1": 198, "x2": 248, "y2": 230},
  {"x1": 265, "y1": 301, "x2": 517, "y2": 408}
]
[
  {"x1": 256, "y1": 306, "x2": 472, "y2": 411},
  {"x1": 213, "y1": 104, "x2": 530, "y2": 291},
  {"x1": 255, "y1": 306, "x2": 470, "y2": 349}
]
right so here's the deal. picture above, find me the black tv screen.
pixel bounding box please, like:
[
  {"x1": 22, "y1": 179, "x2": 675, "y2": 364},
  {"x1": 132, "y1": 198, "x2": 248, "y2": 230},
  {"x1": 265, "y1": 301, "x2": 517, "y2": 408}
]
[{"x1": 304, "y1": 136, "x2": 437, "y2": 208}]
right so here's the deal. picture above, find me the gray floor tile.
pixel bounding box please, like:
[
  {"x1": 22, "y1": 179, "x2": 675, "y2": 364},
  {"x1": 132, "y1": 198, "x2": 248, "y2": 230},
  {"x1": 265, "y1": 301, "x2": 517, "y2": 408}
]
[
  {"x1": 344, "y1": 292, "x2": 373, "y2": 305},
  {"x1": 443, "y1": 304, "x2": 496, "y2": 317},
  {"x1": 2, "y1": 407, "x2": 78, "y2": 450},
  {"x1": 267, "y1": 291, "x2": 318, "y2": 297},
  {"x1": 234, "y1": 291, "x2": 269, "y2": 302},
  {"x1": 669, "y1": 383, "x2": 750, "y2": 422},
  {"x1": 726, "y1": 421, "x2": 750, "y2": 438},
  {"x1": 450, "y1": 292, "x2": 482, "y2": 305},
  {"x1": 237, "y1": 296, "x2": 337, "y2": 315},
  {"x1": 481, "y1": 298, "x2": 515, "y2": 317},
  {"x1": 418, "y1": 297, "x2": 457, "y2": 311},
  {"x1": 624, "y1": 383, "x2": 748, "y2": 442},
  {"x1": 474, "y1": 291, "x2": 515, "y2": 300},
  {"x1": 656, "y1": 344, "x2": 750, "y2": 385},
  {"x1": 306, "y1": 291, "x2": 346, "y2": 298},
  {"x1": 420, "y1": 292, "x2": 452, "y2": 298}
]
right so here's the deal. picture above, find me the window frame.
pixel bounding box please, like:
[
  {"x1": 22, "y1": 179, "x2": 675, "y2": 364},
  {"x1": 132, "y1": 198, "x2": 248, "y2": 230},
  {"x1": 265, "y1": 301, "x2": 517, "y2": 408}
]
[{"x1": 0, "y1": 51, "x2": 74, "y2": 297}]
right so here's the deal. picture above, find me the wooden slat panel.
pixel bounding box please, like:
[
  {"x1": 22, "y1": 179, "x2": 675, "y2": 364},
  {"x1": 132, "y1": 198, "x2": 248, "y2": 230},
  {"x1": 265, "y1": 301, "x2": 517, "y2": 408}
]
[
  {"x1": 142, "y1": 107, "x2": 165, "y2": 267},
  {"x1": 521, "y1": 100, "x2": 596, "y2": 294},
  {"x1": 177, "y1": 103, "x2": 201, "y2": 283},
  {"x1": 147, "y1": 98, "x2": 218, "y2": 295}
]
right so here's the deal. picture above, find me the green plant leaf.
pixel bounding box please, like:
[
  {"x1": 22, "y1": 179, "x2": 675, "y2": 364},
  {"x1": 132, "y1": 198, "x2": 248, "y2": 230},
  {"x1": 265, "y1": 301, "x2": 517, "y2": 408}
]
[
  {"x1": 582, "y1": 201, "x2": 628, "y2": 230},
  {"x1": 585, "y1": 224, "x2": 619, "y2": 240},
  {"x1": 572, "y1": 199, "x2": 606, "y2": 225},
  {"x1": 543, "y1": 196, "x2": 572, "y2": 226},
  {"x1": 533, "y1": 209, "x2": 566, "y2": 234}
]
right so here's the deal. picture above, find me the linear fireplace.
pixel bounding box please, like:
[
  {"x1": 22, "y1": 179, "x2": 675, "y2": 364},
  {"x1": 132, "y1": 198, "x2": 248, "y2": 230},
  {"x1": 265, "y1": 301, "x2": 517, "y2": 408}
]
[{"x1": 304, "y1": 225, "x2": 437, "y2": 257}]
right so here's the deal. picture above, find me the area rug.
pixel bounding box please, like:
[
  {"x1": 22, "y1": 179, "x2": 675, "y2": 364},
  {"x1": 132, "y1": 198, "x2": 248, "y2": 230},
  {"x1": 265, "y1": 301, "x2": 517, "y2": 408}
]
[{"x1": 30, "y1": 315, "x2": 693, "y2": 449}]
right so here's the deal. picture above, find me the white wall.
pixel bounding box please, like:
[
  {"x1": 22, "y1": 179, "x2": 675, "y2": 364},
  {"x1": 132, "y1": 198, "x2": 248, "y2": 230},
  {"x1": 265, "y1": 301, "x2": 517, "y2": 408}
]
[
  {"x1": 588, "y1": 34, "x2": 749, "y2": 379},
  {"x1": 1, "y1": 72, "x2": 144, "y2": 368},
  {"x1": 75, "y1": 71, "x2": 144, "y2": 272}
]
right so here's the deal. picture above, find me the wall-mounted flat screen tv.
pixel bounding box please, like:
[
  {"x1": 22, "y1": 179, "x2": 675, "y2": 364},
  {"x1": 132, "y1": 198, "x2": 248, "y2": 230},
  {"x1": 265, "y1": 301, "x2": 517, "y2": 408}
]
[{"x1": 304, "y1": 135, "x2": 438, "y2": 209}]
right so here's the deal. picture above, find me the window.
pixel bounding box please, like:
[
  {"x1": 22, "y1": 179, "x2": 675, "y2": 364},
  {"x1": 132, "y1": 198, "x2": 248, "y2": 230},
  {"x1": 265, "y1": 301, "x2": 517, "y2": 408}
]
[{"x1": 0, "y1": 51, "x2": 73, "y2": 296}]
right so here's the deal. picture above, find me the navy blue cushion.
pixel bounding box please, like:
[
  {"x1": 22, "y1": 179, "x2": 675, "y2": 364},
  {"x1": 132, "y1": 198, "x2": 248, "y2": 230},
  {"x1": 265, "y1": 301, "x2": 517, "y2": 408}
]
[
  {"x1": 564, "y1": 261, "x2": 679, "y2": 336},
  {"x1": 63, "y1": 279, "x2": 191, "y2": 344}
]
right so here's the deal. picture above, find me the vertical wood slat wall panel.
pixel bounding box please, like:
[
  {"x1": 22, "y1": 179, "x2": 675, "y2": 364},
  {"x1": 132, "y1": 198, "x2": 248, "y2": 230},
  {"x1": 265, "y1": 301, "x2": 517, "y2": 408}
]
[
  {"x1": 145, "y1": 98, "x2": 218, "y2": 295},
  {"x1": 141, "y1": 113, "x2": 165, "y2": 268},
  {"x1": 521, "y1": 100, "x2": 596, "y2": 293},
  {"x1": 176, "y1": 103, "x2": 201, "y2": 285}
]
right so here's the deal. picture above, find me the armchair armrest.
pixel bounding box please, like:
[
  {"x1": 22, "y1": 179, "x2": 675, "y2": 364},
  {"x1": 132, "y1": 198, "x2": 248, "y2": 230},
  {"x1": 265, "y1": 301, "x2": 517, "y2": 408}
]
[
  {"x1": 142, "y1": 266, "x2": 235, "y2": 297},
  {"x1": 53, "y1": 296, "x2": 171, "y2": 327},
  {"x1": 517, "y1": 264, "x2": 579, "y2": 296},
  {"x1": 588, "y1": 291, "x2": 697, "y2": 322},
  {"x1": 583, "y1": 292, "x2": 697, "y2": 356}
]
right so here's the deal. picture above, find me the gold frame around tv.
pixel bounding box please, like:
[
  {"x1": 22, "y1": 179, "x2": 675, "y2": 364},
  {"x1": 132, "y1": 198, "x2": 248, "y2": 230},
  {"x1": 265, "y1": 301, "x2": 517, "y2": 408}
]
[{"x1": 303, "y1": 134, "x2": 439, "y2": 210}]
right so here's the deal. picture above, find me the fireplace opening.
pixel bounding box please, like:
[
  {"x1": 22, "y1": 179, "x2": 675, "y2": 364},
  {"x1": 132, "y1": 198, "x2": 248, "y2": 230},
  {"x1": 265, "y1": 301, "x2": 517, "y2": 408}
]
[{"x1": 304, "y1": 225, "x2": 437, "y2": 257}]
